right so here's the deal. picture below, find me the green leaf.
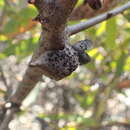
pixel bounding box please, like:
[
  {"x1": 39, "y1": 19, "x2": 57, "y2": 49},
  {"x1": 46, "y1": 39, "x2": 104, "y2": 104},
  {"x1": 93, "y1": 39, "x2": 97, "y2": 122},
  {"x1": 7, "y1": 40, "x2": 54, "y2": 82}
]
[
  {"x1": 0, "y1": 0, "x2": 4, "y2": 7},
  {"x1": 19, "y1": 7, "x2": 37, "y2": 26},
  {"x1": 1, "y1": 37, "x2": 37, "y2": 59},
  {"x1": 3, "y1": 7, "x2": 37, "y2": 35},
  {"x1": 96, "y1": 21, "x2": 106, "y2": 36},
  {"x1": 105, "y1": 18, "x2": 117, "y2": 49},
  {"x1": 115, "y1": 51, "x2": 127, "y2": 77},
  {"x1": 124, "y1": 11, "x2": 130, "y2": 22}
]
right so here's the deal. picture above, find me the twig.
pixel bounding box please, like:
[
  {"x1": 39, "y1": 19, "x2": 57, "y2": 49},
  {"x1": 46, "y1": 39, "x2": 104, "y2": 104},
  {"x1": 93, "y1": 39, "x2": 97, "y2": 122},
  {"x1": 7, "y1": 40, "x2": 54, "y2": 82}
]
[
  {"x1": 0, "y1": 66, "x2": 14, "y2": 101},
  {"x1": 0, "y1": 66, "x2": 8, "y2": 88},
  {"x1": 117, "y1": 79, "x2": 130, "y2": 89},
  {"x1": 70, "y1": 0, "x2": 125, "y2": 20},
  {"x1": 67, "y1": 2, "x2": 130, "y2": 35},
  {"x1": 102, "y1": 121, "x2": 130, "y2": 128},
  {"x1": 89, "y1": 121, "x2": 130, "y2": 129},
  {"x1": 77, "y1": 120, "x2": 130, "y2": 129},
  {"x1": 0, "y1": 108, "x2": 18, "y2": 130}
]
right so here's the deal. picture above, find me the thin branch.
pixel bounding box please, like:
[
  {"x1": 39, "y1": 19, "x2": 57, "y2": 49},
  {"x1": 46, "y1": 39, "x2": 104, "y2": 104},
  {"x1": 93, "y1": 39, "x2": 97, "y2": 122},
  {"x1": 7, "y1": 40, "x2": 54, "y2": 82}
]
[
  {"x1": 7, "y1": 21, "x2": 37, "y2": 39},
  {"x1": 0, "y1": 66, "x2": 9, "y2": 89},
  {"x1": 76, "y1": 118, "x2": 130, "y2": 129},
  {"x1": 0, "y1": 1, "x2": 79, "y2": 129},
  {"x1": 0, "y1": 108, "x2": 18, "y2": 130},
  {"x1": 117, "y1": 79, "x2": 130, "y2": 89},
  {"x1": 83, "y1": 121, "x2": 130, "y2": 129},
  {"x1": 1, "y1": 1, "x2": 130, "y2": 129},
  {"x1": 67, "y1": 1, "x2": 130, "y2": 36},
  {"x1": 70, "y1": 0, "x2": 125, "y2": 20}
]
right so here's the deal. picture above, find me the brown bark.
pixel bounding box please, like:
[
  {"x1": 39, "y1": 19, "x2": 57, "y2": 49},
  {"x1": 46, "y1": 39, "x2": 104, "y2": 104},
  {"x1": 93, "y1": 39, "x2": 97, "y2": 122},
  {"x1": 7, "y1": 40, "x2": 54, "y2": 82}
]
[
  {"x1": 0, "y1": 1, "x2": 79, "y2": 129},
  {"x1": 70, "y1": 0, "x2": 125, "y2": 20},
  {"x1": 9, "y1": 0, "x2": 78, "y2": 105},
  {"x1": 1, "y1": 1, "x2": 129, "y2": 129},
  {"x1": 117, "y1": 80, "x2": 130, "y2": 89},
  {"x1": 5, "y1": 0, "x2": 129, "y2": 112}
]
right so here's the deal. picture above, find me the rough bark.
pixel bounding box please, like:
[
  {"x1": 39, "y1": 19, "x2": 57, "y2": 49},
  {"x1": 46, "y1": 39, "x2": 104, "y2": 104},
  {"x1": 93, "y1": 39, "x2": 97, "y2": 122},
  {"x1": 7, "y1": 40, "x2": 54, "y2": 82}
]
[
  {"x1": 1, "y1": 1, "x2": 130, "y2": 129},
  {"x1": 0, "y1": 0, "x2": 79, "y2": 129},
  {"x1": 9, "y1": 0, "x2": 78, "y2": 105}
]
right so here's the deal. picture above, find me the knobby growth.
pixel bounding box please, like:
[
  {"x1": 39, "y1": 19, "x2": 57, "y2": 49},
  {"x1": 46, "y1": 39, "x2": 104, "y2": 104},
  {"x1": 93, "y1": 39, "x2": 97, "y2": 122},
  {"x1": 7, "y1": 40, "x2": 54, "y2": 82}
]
[
  {"x1": 1, "y1": 0, "x2": 130, "y2": 129},
  {"x1": 0, "y1": 2, "x2": 92, "y2": 128},
  {"x1": 28, "y1": 0, "x2": 91, "y2": 80}
]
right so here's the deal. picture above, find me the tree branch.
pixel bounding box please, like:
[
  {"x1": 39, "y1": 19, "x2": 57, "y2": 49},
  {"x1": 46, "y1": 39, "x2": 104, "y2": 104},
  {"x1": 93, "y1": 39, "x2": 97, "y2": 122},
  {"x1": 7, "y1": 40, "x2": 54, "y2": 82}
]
[
  {"x1": 70, "y1": 0, "x2": 125, "y2": 20},
  {"x1": 0, "y1": 66, "x2": 9, "y2": 89},
  {"x1": 0, "y1": 109, "x2": 16, "y2": 130},
  {"x1": 0, "y1": 0, "x2": 79, "y2": 129},
  {"x1": 117, "y1": 79, "x2": 130, "y2": 89},
  {"x1": 1, "y1": 1, "x2": 130, "y2": 129},
  {"x1": 83, "y1": 120, "x2": 130, "y2": 129},
  {"x1": 67, "y1": 1, "x2": 130, "y2": 36}
]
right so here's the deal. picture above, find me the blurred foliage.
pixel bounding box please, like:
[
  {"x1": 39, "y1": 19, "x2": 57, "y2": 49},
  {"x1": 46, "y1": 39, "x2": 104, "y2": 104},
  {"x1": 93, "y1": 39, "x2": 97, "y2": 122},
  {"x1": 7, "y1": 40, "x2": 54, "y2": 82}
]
[{"x1": 0, "y1": 0, "x2": 130, "y2": 130}]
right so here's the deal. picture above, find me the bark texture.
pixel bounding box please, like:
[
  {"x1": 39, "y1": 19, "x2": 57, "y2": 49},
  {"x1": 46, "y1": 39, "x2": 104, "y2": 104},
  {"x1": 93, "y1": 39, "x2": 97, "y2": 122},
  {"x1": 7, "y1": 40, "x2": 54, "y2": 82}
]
[
  {"x1": 9, "y1": 0, "x2": 79, "y2": 104},
  {"x1": 0, "y1": 0, "x2": 130, "y2": 129}
]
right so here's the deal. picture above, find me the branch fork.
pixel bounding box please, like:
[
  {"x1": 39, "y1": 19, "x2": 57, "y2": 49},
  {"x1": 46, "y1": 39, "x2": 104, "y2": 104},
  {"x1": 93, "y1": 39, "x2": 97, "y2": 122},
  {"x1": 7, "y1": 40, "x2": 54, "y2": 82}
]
[
  {"x1": 1, "y1": 1, "x2": 130, "y2": 129},
  {"x1": 29, "y1": 0, "x2": 91, "y2": 80}
]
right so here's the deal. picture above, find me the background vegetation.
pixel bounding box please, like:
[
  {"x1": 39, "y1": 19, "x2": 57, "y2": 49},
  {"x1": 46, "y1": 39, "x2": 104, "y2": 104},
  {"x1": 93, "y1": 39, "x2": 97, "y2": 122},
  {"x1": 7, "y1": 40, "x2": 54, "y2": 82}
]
[{"x1": 0, "y1": 0, "x2": 130, "y2": 130}]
